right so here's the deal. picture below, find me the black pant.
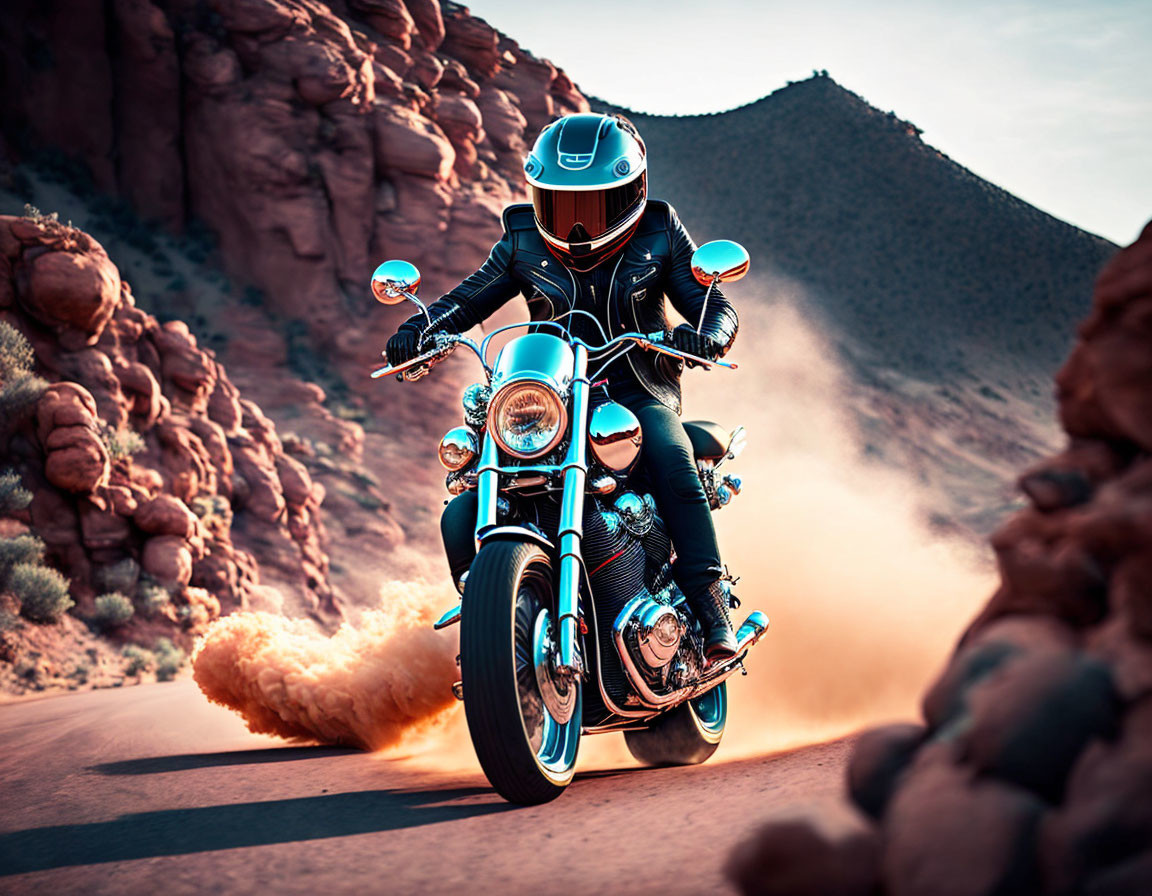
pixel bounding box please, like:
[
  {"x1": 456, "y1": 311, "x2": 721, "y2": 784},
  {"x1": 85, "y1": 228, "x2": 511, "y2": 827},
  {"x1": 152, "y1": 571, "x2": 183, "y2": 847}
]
[
  {"x1": 440, "y1": 390, "x2": 722, "y2": 599},
  {"x1": 614, "y1": 386, "x2": 723, "y2": 599}
]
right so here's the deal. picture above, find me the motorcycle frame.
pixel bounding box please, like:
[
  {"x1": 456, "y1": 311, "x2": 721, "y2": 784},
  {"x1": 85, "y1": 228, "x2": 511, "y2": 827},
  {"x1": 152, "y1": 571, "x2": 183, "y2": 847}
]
[{"x1": 373, "y1": 312, "x2": 763, "y2": 728}]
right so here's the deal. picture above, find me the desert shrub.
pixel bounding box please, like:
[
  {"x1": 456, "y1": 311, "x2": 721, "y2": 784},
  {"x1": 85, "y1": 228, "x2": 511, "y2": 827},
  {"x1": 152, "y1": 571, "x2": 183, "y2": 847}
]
[
  {"x1": 122, "y1": 644, "x2": 150, "y2": 676},
  {"x1": 95, "y1": 557, "x2": 139, "y2": 595},
  {"x1": 135, "y1": 579, "x2": 171, "y2": 616},
  {"x1": 153, "y1": 638, "x2": 185, "y2": 682},
  {"x1": 0, "y1": 608, "x2": 19, "y2": 631},
  {"x1": 0, "y1": 373, "x2": 49, "y2": 420},
  {"x1": 22, "y1": 203, "x2": 60, "y2": 226},
  {"x1": 0, "y1": 321, "x2": 34, "y2": 379},
  {"x1": 92, "y1": 592, "x2": 134, "y2": 630},
  {"x1": 137, "y1": 580, "x2": 170, "y2": 612},
  {"x1": 190, "y1": 494, "x2": 231, "y2": 527},
  {"x1": 0, "y1": 534, "x2": 45, "y2": 571},
  {"x1": 9, "y1": 563, "x2": 73, "y2": 623},
  {"x1": 98, "y1": 421, "x2": 146, "y2": 462},
  {"x1": 0, "y1": 469, "x2": 33, "y2": 514},
  {"x1": 0, "y1": 323, "x2": 48, "y2": 425}
]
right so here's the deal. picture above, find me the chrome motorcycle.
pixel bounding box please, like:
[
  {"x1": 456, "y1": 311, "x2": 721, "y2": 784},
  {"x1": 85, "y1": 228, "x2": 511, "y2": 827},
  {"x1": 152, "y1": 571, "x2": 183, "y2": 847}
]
[{"x1": 371, "y1": 240, "x2": 768, "y2": 805}]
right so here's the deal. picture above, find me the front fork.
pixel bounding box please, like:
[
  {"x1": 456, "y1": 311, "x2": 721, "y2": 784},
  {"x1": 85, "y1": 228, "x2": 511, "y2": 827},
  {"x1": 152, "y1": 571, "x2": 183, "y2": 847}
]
[{"x1": 474, "y1": 345, "x2": 590, "y2": 680}]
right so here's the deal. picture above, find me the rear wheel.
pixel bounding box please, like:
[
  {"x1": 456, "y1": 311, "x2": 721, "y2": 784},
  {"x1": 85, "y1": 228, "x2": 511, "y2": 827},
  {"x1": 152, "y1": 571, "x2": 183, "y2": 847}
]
[
  {"x1": 624, "y1": 682, "x2": 727, "y2": 766},
  {"x1": 460, "y1": 540, "x2": 582, "y2": 804}
]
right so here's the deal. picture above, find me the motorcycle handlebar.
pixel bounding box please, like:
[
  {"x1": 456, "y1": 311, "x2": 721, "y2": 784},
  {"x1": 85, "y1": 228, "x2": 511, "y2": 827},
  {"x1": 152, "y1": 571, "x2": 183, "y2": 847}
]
[
  {"x1": 597, "y1": 332, "x2": 738, "y2": 371},
  {"x1": 371, "y1": 328, "x2": 737, "y2": 381}
]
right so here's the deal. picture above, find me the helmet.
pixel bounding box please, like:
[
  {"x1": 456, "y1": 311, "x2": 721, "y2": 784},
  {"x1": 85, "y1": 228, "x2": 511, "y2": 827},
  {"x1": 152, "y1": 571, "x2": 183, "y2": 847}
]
[{"x1": 523, "y1": 113, "x2": 647, "y2": 272}]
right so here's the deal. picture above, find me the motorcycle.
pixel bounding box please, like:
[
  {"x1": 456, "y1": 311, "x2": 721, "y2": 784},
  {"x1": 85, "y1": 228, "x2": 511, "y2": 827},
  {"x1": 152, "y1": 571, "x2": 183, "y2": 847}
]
[{"x1": 371, "y1": 239, "x2": 768, "y2": 804}]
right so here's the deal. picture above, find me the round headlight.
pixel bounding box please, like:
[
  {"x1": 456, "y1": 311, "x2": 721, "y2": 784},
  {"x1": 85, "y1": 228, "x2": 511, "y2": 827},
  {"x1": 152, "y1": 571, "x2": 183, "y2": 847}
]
[
  {"x1": 488, "y1": 381, "x2": 567, "y2": 458},
  {"x1": 438, "y1": 426, "x2": 478, "y2": 471}
]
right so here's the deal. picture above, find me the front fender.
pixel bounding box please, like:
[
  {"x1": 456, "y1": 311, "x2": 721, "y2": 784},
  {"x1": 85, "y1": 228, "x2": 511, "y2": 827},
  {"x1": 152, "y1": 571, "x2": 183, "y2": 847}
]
[{"x1": 478, "y1": 524, "x2": 556, "y2": 553}]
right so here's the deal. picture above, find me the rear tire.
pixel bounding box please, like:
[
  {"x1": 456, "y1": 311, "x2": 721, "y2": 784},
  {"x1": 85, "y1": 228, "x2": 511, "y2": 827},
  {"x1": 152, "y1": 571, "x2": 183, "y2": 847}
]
[
  {"x1": 624, "y1": 682, "x2": 727, "y2": 766},
  {"x1": 461, "y1": 540, "x2": 581, "y2": 805}
]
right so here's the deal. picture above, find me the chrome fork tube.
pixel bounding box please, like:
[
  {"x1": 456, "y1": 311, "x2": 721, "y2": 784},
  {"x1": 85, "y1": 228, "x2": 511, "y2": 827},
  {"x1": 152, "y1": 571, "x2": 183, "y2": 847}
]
[
  {"x1": 475, "y1": 432, "x2": 499, "y2": 544},
  {"x1": 557, "y1": 344, "x2": 589, "y2": 677}
]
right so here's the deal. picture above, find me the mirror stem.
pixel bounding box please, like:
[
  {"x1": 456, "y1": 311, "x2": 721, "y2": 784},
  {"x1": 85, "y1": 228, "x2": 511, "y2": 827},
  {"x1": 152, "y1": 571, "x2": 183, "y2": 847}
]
[
  {"x1": 696, "y1": 275, "x2": 719, "y2": 333},
  {"x1": 403, "y1": 290, "x2": 435, "y2": 335}
]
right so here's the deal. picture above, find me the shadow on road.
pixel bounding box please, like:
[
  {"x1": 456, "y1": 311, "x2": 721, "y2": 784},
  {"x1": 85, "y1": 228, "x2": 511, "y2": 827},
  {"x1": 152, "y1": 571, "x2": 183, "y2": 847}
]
[
  {"x1": 0, "y1": 787, "x2": 514, "y2": 875},
  {"x1": 91, "y1": 746, "x2": 360, "y2": 776}
]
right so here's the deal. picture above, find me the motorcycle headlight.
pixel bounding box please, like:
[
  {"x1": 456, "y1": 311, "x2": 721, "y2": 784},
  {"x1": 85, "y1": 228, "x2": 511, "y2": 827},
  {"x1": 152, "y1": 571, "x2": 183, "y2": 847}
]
[
  {"x1": 488, "y1": 380, "x2": 567, "y2": 458},
  {"x1": 438, "y1": 426, "x2": 478, "y2": 471}
]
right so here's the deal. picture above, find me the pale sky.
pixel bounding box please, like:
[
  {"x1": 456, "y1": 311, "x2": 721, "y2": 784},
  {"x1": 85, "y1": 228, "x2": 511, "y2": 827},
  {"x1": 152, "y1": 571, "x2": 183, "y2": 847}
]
[{"x1": 468, "y1": 0, "x2": 1151, "y2": 245}]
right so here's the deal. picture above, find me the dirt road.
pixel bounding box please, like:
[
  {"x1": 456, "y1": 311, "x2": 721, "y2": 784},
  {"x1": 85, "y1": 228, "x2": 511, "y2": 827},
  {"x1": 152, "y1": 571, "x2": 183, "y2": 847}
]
[{"x1": 0, "y1": 680, "x2": 851, "y2": 894}]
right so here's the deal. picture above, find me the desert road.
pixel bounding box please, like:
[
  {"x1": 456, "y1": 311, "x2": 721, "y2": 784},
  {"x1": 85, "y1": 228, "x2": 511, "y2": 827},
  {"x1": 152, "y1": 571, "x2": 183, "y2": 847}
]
[{"x1": 0, "y1": 680, "x2": 850, "y2": 895}]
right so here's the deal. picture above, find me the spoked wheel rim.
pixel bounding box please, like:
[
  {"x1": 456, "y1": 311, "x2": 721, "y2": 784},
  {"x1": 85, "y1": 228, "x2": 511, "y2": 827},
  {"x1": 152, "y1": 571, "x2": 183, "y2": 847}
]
[
  {"x1": 513, "y1": 566, "x2": 581, "y2": 782},
  {"x1": 689, "y1": 683, "x2": 727, "y2": 743}
]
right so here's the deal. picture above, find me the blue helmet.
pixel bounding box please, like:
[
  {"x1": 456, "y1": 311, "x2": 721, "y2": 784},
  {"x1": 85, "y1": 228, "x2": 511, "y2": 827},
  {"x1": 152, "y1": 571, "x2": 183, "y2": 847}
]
[{"x1": 523, "y1": 113, "x2": 648, "y2": 271}]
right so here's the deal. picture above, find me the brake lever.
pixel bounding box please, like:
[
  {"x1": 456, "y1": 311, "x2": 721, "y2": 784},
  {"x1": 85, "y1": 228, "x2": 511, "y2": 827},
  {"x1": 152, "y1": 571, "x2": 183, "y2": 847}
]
[
  {"x1": 636, "y1": 331, "x2": 738, "y2": 371},
  {"x1": 371, "y1": 338, "x2": 454, "y2": 380}
]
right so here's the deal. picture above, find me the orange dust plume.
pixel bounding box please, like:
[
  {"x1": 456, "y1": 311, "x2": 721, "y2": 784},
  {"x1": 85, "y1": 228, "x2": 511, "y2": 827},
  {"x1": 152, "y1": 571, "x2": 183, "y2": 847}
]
[
  {"x1": 679, "y1": 285, "x2": 996, "y2": 758},
  {"x1": 192, "y1": 580, "x2": 460, "y2": 751}
]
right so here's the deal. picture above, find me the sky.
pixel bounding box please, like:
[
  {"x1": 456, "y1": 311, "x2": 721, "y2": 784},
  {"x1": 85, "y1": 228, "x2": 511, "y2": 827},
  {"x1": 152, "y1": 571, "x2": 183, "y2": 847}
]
[{"x1": 467, "y1": 0, "x2": 1151, "y2": 245}]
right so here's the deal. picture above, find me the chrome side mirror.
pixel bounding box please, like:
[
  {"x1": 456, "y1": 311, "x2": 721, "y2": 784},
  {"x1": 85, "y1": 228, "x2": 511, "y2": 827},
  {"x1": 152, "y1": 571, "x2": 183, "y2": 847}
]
[
  {"x1": 371, "y1": 259, "x2": 422, "y2": 305},
  {"x1": 690, "y1": 240, "x2": 750, "y2": 287}
]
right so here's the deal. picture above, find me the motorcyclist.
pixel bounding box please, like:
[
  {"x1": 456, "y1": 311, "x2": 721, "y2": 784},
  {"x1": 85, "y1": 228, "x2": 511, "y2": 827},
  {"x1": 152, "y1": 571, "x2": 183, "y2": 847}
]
[{"x1": 385, "y1": 112, "x2": 740, "y2": 661}]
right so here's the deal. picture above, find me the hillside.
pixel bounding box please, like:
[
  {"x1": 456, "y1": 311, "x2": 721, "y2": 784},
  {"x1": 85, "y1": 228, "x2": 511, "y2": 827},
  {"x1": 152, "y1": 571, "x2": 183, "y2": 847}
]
[
  {"x1": 596, "y1": 76, "x2": 1118, "y2": 533},
  {"x1": 599, "y1": 75, "x2": 1114, "y2": 386}
]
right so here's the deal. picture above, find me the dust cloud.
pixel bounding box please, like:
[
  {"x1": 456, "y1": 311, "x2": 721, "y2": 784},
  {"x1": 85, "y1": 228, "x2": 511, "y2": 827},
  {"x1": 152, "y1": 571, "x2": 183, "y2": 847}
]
[
  {"x1": 195, "y1": 279, "x2": 995, "y2": 765},
  {"x1": 192, "y1": 568, "x2": 460, "y2": 751},
  {"x1": 682, "y1": 287, "x2": 994, "y2": 758}
]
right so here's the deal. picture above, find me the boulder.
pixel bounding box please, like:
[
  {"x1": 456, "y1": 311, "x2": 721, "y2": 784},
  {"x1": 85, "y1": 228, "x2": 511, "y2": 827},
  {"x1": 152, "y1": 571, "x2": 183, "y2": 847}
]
[
  {"x1": 883, "y1": 753, "x2": 1044, "y2": 896},
  {"x1": 958, "y1": 649, "x2": 1119, "y2": 801},
  {"x1": 373, "y1": 104, "x2": 455, "y2": 180},
  {"x1": 134, "y1": 494, "x2": 199, "y2": 539},
  {"x1": 141, "y1": 534, "x2": 193, "y2": 586},
  {"x1": 727, "y1": 802, "x2": 881, "y2": 896},
  {"x1": 36, "y1": 384, "x2": 109, "y2": 494},
  {"x1": 1041, "y1": 700, "x2": 1152, "y2": 893},
  {"x1": 847, "y1": 723, "x2": 925, "y2": 819},
  {"x1": 16, "y1": 239, "x2": 121, "y2": 349}
]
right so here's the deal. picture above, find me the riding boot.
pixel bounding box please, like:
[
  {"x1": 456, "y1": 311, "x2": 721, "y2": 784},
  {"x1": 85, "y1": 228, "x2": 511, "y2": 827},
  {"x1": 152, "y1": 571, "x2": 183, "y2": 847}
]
[{"x1": 688, "y1": 579, "x2": 738, "y2": 662}]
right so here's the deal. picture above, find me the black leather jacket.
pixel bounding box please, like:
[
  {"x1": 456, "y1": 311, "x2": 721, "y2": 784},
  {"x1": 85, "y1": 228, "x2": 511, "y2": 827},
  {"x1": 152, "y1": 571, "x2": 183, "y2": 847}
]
[{"x1": 404, "y1": 199, "x2": 739, "y2": 414}]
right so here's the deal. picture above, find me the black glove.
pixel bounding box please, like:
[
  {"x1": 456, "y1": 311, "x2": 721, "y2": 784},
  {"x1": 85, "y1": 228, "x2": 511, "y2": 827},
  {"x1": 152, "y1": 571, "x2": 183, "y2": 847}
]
[
  {"x1": 670, "y1": 324, "x2": 722, "y2": 366},
  {"x1": 385, "y1": 324, "x2": 423, "y2": 366}
]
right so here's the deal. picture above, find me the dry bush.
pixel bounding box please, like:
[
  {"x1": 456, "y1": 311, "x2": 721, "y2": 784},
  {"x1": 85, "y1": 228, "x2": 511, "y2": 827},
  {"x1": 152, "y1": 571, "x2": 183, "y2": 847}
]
[
  {"x1": 9, "y1": 563, "x2": 73, "y2": 623},
  {"x1": 92, "y1": 592, "x2": 134, "y2": 630}
]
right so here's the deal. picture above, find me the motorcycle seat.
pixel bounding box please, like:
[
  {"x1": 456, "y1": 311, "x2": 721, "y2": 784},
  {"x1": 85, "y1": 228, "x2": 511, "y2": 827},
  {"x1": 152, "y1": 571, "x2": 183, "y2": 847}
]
[{"x1": 683, "y1": 421, "x2": 732, "y2": 460}]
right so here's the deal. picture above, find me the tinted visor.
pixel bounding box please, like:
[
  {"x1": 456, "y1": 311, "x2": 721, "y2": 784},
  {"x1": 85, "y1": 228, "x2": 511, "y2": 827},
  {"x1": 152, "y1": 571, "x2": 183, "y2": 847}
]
[{"x1": 531, "y1": 172, "x2": 646, "y2": 244}]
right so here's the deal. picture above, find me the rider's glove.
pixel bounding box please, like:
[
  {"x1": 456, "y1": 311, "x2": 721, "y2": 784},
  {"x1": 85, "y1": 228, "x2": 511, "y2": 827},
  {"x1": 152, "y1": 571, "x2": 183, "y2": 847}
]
[
  {"x1": 670, "y1": 324, "x2": 722, "y2": 366},
  {"x1": 385, "y1": 323, "x2": 424, "y2": 366}
]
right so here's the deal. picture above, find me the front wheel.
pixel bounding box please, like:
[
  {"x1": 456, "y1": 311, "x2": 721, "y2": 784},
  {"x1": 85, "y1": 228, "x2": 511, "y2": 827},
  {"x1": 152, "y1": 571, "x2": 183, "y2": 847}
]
[
  {"x1": 624, "y1": 682, "x2": 727, "y2": 766},
  {"x1": 460, "y1": 540, "x2": 582, "y2": 804}
]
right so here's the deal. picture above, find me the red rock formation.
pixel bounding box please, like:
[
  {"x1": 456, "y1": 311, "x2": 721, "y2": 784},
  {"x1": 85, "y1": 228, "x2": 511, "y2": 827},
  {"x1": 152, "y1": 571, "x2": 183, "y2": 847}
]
[
  {"x1": 0, "y1": 0, "x2": 590, "y2": 378},
  {"x1": 729, "y1": 219, "x2": 1152, "y2": 896},
  {"x1": 0, "y1": 212, "x2": 343, "y2": 645}
]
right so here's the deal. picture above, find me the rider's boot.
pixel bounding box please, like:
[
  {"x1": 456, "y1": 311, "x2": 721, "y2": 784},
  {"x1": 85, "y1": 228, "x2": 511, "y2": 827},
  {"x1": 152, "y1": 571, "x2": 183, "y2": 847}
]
[{"x1": 688, "y1": 579, "x2": 738, "y2": 663}]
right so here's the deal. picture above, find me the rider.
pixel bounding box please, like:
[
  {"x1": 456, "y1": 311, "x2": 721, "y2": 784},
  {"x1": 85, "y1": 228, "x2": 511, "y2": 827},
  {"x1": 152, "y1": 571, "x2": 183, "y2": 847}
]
[{"x1": 385, "y1": 112, "x2": 740, "y2": 661}]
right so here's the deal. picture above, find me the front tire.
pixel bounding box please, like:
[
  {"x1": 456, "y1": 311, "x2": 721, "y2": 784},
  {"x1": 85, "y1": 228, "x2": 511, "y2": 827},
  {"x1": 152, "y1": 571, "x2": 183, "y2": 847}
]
[
  {"x1": 461, "y1": 540, "x2": 581, "y2": 804},
  {"x1": 624, "y1": 682, "x2": 727, "y2": 766}
]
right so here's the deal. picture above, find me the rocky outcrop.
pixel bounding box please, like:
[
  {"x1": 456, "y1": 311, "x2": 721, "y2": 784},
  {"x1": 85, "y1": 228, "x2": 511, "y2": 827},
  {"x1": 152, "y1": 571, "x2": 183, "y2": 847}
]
[
  {"x1": 0, "y1": 0, "x2": 589, "y2": 377},
  {"x1": 0, "y1": 212, "x2": 342, "y2": 650},
  {"x1": 728, "y1": 219, "x2": 1152, "y2": 895}
]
